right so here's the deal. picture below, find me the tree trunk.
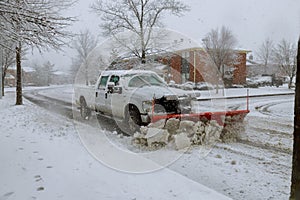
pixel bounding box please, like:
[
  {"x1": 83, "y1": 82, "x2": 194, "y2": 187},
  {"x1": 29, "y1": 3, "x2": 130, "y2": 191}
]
[
  {"x1": 16, "y1": 42, "x2": 22, "y2": 105},
  {"x1": 82, "y1": 58, "x2": 89, "y2": 86},
  {"x1": 141, "y1": 49, "x2": 146, "y2": 64},
  {"x1": 2, "y1": 70, "x2": 5, "y2": 96},
  {"x1": 289, "y1": 75, "x2": 295, "y2": 89},
  {"x1": 290, "y1": 37, "x2": 300, "y2": 200},
  {"x1": 215, "y1": 84, "x2": 219, "y2": 94},
  {"x1": 222, "y1": 64, "x2": 225, "y2": 96}
]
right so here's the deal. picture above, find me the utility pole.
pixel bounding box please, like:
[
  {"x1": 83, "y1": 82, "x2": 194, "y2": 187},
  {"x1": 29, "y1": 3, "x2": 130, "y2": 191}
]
[{"x1": 290, "y1": 36, "x2": 300, "y2": 200}]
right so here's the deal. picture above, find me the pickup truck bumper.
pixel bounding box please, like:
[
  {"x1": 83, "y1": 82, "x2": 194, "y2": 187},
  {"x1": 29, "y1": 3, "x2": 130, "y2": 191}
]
[
  {"x1": 140, "y1": 104, "x2": 192, "y2": 124},
  {"x1": 140, "y1": 112, "x2": 177, "y2": 124}
]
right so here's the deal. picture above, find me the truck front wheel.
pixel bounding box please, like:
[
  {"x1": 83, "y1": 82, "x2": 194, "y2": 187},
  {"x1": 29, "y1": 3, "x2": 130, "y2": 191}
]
[{"x1": 124, "y1": 105, "x2": 142, "y2": 135}]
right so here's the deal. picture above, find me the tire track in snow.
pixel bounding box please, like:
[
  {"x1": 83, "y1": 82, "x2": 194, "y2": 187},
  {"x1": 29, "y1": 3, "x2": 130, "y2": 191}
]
[{"x1": 23, "y1": 90, "x2": 74, "y2": 119}]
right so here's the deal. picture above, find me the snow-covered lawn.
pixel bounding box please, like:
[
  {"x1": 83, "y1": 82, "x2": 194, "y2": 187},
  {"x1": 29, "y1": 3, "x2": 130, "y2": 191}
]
[
  {"x1": 0, "y1": 92, "x2": 231, "y2": 200},
  {"x1": 199, "y1": 84, "x2": 294, "y2": 99}
]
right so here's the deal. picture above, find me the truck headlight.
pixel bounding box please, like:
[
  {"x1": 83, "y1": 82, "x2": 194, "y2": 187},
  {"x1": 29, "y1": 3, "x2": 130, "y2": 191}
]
[
  {"x1": 165, "y1": 95, "x2": 178, "y2": 101},
  {"x1": 142, "y1": 100, "x2": 153, "y2": 113}
]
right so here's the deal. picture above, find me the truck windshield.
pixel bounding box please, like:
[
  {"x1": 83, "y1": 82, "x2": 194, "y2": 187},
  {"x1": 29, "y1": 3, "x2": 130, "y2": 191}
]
[{"x1": 128, "y1": 74, "x2": 166, "y2": 88}]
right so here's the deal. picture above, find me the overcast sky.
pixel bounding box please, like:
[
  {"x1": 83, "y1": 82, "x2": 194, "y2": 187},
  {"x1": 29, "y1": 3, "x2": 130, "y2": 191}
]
[{"x1": 29, "y1": 0, "x2": 300, "y2": 72}]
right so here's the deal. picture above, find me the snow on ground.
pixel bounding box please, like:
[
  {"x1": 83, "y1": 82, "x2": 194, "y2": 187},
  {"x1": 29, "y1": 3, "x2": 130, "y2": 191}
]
[
  {"x1": 169, "y1": 93, "x2": 293, "y2": 199},
  {"x1": 31, "y1": 84, "x2": 295, "y2": 103},
  {"x1": 0, "y1": 92, "x2": 231, "y2": 200},
  {"x1": 1, "y1": 84, "x2": 295, "y2": 200},
  {"x1": 37, "y1": 85, "x2": 74, "y2": 103},
  {"x1": 32, "y1": 84, "x2": 295, "y2": 115}
]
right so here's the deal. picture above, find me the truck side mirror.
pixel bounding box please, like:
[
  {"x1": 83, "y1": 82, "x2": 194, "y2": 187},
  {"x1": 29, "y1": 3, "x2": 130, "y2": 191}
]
[
  {"x1": 107, "y1": 82, "x2": 115, "y2": 93},
  {"x1": 113, "y1": 86, "x2": 122, "y2": 94}
]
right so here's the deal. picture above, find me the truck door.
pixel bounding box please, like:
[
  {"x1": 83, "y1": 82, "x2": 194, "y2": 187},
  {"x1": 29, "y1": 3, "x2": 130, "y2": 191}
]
[
  {"x1": 105, "y1": 75, "x2": 121, "y2": 116},
  {"x1": 95, "y1": 75, "x2": 109, "y2": 113}
]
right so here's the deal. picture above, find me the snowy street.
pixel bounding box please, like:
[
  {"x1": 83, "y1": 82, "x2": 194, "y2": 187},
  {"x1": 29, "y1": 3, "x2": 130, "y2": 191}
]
[
  {"x1": 0, "y1": 91, "x2": 231, "y2": 200},
  {"x1": 0, "y1": 85, "x2": 295, "y2": 200},
  {"x1": 172, "y1": 93, "x2": 294, "y2": 199},
  {"x1": 1, "y1": 0, "x2": 299, "y2": 199}
]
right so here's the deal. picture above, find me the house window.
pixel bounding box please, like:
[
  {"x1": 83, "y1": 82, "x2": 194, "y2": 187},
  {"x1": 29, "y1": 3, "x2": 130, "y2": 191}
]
[{"x1": 181, "y1": 51, "x2": 190, "y2": 83}]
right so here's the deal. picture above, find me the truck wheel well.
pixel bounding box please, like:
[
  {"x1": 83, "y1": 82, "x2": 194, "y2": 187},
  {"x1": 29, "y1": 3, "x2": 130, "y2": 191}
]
[
  {"x1": 125, "y1": 104, "x2": 142, "y2": 124},
  {"x1": 125, "y1": 103, "x2": 138, "y2": 115}
]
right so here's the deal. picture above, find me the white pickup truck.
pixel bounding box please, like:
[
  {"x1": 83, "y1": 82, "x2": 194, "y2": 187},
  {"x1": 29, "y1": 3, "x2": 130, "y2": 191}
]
[{"x1": 74, "y1": 70, "x2": 200, "y2": 134}]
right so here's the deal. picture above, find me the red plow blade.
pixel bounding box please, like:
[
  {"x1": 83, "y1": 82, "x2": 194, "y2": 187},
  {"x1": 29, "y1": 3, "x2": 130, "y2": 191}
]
[
  {"x1": 151, "y1": 90, "x2": 250, "y2": 127},
  {"x1": 151, "y1": 109, "x2": 249, "y2": 126}
]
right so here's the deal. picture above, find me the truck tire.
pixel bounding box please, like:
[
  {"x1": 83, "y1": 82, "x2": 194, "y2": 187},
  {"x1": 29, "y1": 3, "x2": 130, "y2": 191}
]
[
  {"x1": 124, "y1": 105, "x2": 142, "y2": 135},
  {"x1": 80, "y1": 97, "x2": 91, "y2": 120}
]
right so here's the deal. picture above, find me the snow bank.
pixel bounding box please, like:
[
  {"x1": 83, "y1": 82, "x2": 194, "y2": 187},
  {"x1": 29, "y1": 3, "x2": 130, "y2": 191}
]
[{"x1": 132, "y1": 118, "x2": 229, "y2": 150}]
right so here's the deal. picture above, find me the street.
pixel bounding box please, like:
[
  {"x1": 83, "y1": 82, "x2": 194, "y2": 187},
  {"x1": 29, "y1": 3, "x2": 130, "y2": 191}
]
[{"x1": 22, "y1": 86, "x2": 294, "y2": 200}]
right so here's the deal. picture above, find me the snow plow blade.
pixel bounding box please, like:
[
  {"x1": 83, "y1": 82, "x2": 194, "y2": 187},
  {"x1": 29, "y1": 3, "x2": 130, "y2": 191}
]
[
  {"x1": 150, "y1": 109, "x2": 249, "y2": 126},
  {"x1": 151, "y1": 91, "x2": 250, "y2": 127}
]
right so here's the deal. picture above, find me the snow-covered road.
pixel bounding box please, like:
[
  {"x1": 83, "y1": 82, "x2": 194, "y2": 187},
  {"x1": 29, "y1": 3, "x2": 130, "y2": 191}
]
[
  {"x1": 19, "y1": 85, "x2": 294, "y2": 200},
  {"x1": 170, "y1": 95, "x2": 293, "y2": 200},
  {"x1": 0, "y1": 91, "x2": 232, "y2": 200}
]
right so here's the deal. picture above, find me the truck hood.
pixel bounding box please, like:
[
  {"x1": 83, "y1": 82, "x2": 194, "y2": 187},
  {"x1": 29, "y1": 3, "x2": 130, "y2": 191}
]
[{"x1": 129, "y1": 85, "x2": 200, "y2": 101}]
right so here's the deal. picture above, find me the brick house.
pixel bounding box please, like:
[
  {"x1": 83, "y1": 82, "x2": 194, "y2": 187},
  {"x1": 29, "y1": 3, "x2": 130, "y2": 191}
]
[
  {"x1": 156, "y1": 47, "x2": 249, "y2": 85},
  {"x1": 4, "y1": 67, "x2": 36, "y2": 87},
  {"x1": 110, "y1": 47, "x2": 250, "y2": 86},
  {"x1": 246, "y1": 59, "x2": 281, "y2": 77},
  {"x1": 4, "y1": 69, "x2": 15, "y2": 87}
]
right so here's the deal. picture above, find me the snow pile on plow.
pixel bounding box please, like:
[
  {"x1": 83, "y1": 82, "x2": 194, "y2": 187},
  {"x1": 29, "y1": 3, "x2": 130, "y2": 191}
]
[
  {"x1": 132, "y1": 117, "x2": 244, "y2": 150},
  {"x1": 221, "y1": 115, "x2": 246, "y2": 143}
]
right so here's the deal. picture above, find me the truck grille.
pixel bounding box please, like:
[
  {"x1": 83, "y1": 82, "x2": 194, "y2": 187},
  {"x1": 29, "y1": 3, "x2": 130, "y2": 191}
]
[{"x1": 153, "y1": 96, "x2": 180, "y2": 114}]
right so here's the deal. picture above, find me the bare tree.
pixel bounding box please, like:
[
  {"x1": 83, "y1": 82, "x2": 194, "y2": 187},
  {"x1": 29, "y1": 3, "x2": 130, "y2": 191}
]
[
  {"x1": 70, "y1": 57, "x2": 82, "y2": 81},
  {"x1": 272, "y1": 39, "x2": 297, "y2": 89},
  {"x1": 256, "y1": 38, "x2": 274, "y2": 74},
  {"x1": 91, "y1": 0, "x2": 189, "y2": 64},
  {"x1": 0, "y1": 35, "x2": 28, "y2": 96},
  {"x1": 32, "y1": 61, "x2": 55, "y2": 86},
  {"x1": 72, "y1": 30, "x2": 98, "y2": 85},
  {"x1": 0, "y1": 0, "x2": 75, "y2": 105},
  {"x1": 0, "y1": 39, "x2": 15, "y2": 96},
  {"x1": 202, "y1": 26, "x2": 238, "y2": 93}
]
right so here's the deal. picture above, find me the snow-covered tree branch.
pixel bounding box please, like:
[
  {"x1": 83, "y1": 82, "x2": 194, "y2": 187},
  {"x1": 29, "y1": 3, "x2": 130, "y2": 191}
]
[
  {"x1": 0, "y1": 0, "x2": 76, "y2": 105},
  {"x1": 91, "y1": 0, "x2": 189, "y2": 64},
  {"x1": 256, "y1": 38, "x2": 274, "y2": 74},
  {"x1": 202, "y1": 26, "x2": 237, "y2": 93},
  {"x1": 0, "y1": 0, "x2": 75, "y2": 50},
  {"x1": 272, "y1": 39, "x2": 297, "y2": 89},
  {"x1": 72, "y1": 30, "x2": 98, "y2": 85}
]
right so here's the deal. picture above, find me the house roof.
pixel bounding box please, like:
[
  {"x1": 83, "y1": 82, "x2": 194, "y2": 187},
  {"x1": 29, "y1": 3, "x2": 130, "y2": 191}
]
[
  {"x1": 246, "y1": 59, "x2": 259, "y2": 66},
  {"x1": 53, "y1": 71, "x2": 67, "y2": 76},
  {"x1": 5, "y1": 74, "x2": 15, "y2": 79},
  {"x1": 11, "y1": 66, "x2": 35, "y2": 73}
]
